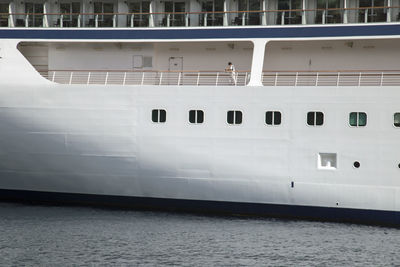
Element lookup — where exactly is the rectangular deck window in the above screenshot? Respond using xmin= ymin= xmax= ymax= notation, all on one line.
xmin=227 ymin=110 xmax=242 ymax=125
xmin=189 ymin=110 xmax=204 ymax=124
xmin=152 ymin=109 xmax=166 ymax=123
xmin=307 ymin=111 xmax=324 ymax=126
xmin=0 ymin=3 xmax=9 ymax=27
xmin=349 ymin=112 xmax=367 ymax=127
xmin=265 ymin=111 xmax=282 ymax=125
xmin=394 ymin=113 xmax=400 ymax=127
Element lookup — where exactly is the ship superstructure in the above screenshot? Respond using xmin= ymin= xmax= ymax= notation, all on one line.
xmin=0 ymin=0 xmax=400 ymax=226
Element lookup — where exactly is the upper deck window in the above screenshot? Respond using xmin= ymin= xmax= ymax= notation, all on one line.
xmin=25 ymin=3 xmax=44 ymax=27
xmin=349 ymin=112 xmax=367 ymax=127
xmin=202 ymin=0 xmax=224 ymax=26
xmin=316 ymin=0 xmax=342 ymax=24
xmin=164 ymin=1 xmax=185 ymax=26
xmin=277 ymin=0 xmax=302 ymax=25
xmin=94 ymin=2 xmax=114 ymax=26
xmin=238 ymin=0 xmax=260 ymax=25
xmin=307 ymin=111 xmax=324 ymax=126
xmin=359 ymin=0 xmax=386 ymax=23
xmin=128 ymin=1 xmax=150 ymax=27
xmin=60 ymin=2 xmax=80 ymax=26
xmin=0 ymin=3 xmax=9 ymax=27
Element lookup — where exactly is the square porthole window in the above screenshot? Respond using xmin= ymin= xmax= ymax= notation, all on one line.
xmin=394 ymin=113 xmax=400 ymax=127
xmin=189 ymin=110 xmax=204 ymax=124
xmin=152 ymin=109 xmax=166 ymax=123
xmin=318 ymin=153 xmax=337 ymax=170
xmin=265 ymin=111 xmax=282 ymax=125
xmin=227 ymin=110 xmax=242 ymax=125
xmin=349 ymin=112 xmax=367 ymax=127
xmin=307 ymin=111 xmax=324 ymax=126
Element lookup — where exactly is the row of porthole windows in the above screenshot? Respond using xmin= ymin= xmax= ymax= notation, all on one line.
xmin=152 ymin=109 xmax=400 ymax=127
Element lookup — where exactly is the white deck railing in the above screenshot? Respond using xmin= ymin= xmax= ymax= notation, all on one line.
xmin=41 ymin=70 xmax=400 ymax=87
xmin=262 ymin=71 xmax=400 ymax=86
xmin=44 ymin=70 xmax=250 ymax=86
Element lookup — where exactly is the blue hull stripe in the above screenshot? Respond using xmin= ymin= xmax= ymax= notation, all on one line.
xmin=0 ymin=189 xmax=399 ymax=227
xmin=1 ymin=24 xmax=400 ymax=40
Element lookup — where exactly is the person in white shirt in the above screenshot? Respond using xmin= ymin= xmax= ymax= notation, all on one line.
xmin=225 ymin=62 xmax=237 ymax=85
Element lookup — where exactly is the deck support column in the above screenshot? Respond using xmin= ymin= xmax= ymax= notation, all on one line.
xmin=387 ymin=0 xmax=392 ymax=22
xmin=261 ymin=0 xmax=267 ymax=26
xmin=248 ymin=39 xmax=268 ymax=86
xmin=223 ymin=0 xmax=228 ymax=26
xmin=149 ymin=0 xmax=155 ymax=27
xmin=343 ymin=0 xmax=348 ymax=23
xmin=301 ymin=0 xmax=306 ymax=25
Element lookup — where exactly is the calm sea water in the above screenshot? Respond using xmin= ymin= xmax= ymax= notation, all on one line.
xmin=0 ymin=202 xmax=399 ymax=266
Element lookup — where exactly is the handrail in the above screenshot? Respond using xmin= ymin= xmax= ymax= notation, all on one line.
xmin=39 ymin=70 xmax=400 ymax=87
xmin=1 ymin=5 xmax=398 ymax=17
xmin=45 ymin=69 xmax=250 ymax=73
xmin=44 ymin=70 xmax=250 ymax=86
xmin=262 ymin=70 xmax=400 ymax=86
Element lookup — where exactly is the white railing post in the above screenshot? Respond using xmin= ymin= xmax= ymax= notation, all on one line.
xmin=316 ymin=72 xmax=319 ymax=86
xmin=245 ymin=72 xmax=248 ymax=85
xmin=216 ymin=72 xmax=219 ymax=86
xmin=123 ymin=72 xmax=127 ymax=86
xmin=274 ymin=72 xmax=278 ymax=86
xmin=178 ymin=72 xmax=181 ymax=85
xmin=281 ymin=11 xmax=285 ymax=25
xmin=380 ymin=72 xmax=383 ymax=86
xmin=105 ymin=72 xmax=109 ymax=85
xmin=69 ymin=72 xmax=73 ymax=85
xmin=295 ymin=72 xmax=299 ymax=86
xmin=159 ymin=72 xmax=163 ymax=85
xmin=77 ymin=14 xmax=81 ymax=27
xmin=322 ymin=10 xmax=326 ymax=24
xmin=204 ymin=13 xmax=207 ymax=26
xmin=242 ymin=12 xmax=246 ymax=26
xmin=196 ymin=72 xmax=200 ymax=86
xmin=51 ymin=71 xmax=55 ymax=82
xmin=113 ymin=14 xmax=116 ymax=27
xmin=25 ymin=14 xmax=29 ymax=27
xmin=358 ymin=72 xmax=361 ymax=86
xmin=364 ymin=9 xmax=368 ymax=23
xmin=336 ymin=72 xmax=340 ymax=86
xmin=87 ymin=72 xmax=91 ymax=85
xmin=141 ymin=72 xmax=145 ymax=85
xmin=130 ymin=14 xmax=134 ymax=27
xmin=95 ymin=14 xmax=99 ymax=27
xmin=167 ymin=14 xmax=170 ymax=27
xmin=185 ymin=13 xmax=188 ymax=27
xmin=60 ymin=14 xmax=63 ymax=28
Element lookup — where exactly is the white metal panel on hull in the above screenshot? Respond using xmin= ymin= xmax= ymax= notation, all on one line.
xmin=0 ymin=80 xmax=398 ymax=212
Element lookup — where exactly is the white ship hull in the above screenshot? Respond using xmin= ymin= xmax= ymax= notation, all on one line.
xmin=1 ymin=27 xmax=400 ymax=225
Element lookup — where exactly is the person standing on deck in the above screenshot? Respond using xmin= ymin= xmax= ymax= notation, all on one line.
xmin=225 ymin=62 xmax=237 ymax=85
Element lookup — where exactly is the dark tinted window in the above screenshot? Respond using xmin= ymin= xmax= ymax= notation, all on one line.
xmin=227 ymin=110 xmax=242 ymax=125
xmin=307 ymin=111 xmax=324 ymax=126
xmin=394 ymin=113 xmax=400 ymax=127
xmin=152 ymin=109 xmax=166 ymax=123
xmin=349 ymin=112 xmax=367 ymax=127
xmin=266 ymin=111 xmax=282 ymax=125
xmin=189 ymin=110 xmax=204 ymax=124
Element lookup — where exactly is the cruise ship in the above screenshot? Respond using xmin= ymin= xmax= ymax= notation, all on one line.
xmin=0 ymin=0 xmax=400 ymax=226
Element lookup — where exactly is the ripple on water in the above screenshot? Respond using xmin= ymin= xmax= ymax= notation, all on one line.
xmin=0 ymin=203 xmax=399 ymax=266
